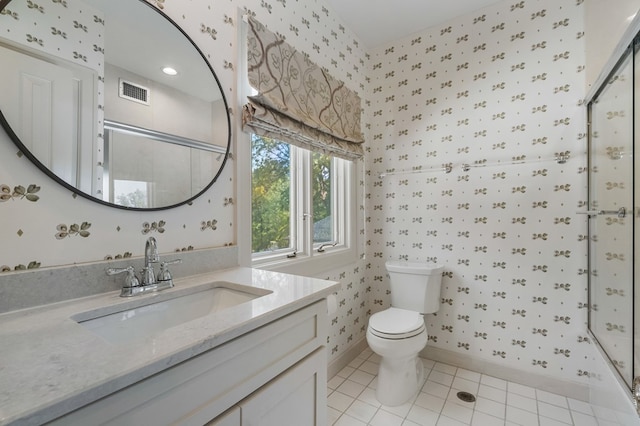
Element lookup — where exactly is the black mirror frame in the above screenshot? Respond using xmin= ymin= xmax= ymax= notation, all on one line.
xmin=0 ymin=0 xmax=231 ymax=211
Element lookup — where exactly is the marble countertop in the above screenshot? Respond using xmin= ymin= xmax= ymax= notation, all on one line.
xmin=0 ymin=267 xmax=340 ymax=426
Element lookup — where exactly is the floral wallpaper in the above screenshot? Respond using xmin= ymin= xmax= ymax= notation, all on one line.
xmin=365 ymin=0 xmax=591 ymax=384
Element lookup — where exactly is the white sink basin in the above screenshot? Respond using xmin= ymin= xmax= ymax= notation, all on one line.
xmin=73 ymin=282 xmax=271 ymax=344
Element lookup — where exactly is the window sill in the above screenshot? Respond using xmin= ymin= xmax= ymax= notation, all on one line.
xmin=252 ymin=246 xmax=358 ymax=277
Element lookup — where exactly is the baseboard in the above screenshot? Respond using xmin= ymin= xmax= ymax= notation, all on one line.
xmin=327 ymin=337 xmax=368 ymax=379
xmin=420 ymin=346 xmax=590 ymax=402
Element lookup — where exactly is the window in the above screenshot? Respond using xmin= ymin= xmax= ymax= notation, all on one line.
xmin=251 ymin=134 xmax=355 ymax=266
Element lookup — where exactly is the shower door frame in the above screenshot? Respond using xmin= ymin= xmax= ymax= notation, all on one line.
xmin=585 ymin=15 xmax=640 ymax=409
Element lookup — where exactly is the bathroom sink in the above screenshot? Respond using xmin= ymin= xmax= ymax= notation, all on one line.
xmin=72 ymin=282 xmax=271 ymax=344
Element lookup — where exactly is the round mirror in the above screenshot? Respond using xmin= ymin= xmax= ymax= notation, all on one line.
xmin=0 ymin=0 xmax=230 ymax=210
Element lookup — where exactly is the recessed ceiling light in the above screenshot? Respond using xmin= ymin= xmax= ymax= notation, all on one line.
xmin=162 ymin=67 xmax=178 ymax=76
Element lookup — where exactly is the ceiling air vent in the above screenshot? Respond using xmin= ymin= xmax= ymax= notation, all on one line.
xmin=119 ymin=79 xmax=150 ymax=105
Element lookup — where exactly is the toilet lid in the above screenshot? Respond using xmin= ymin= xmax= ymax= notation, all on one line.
xmin=369 ymin=307 xmax=425 ymax=335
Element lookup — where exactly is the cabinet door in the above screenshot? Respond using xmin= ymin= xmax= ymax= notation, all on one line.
xmin=240 ymin=348 xmax=327 ymax=426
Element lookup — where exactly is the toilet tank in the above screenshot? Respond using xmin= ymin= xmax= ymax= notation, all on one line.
xmin=385 ymin=261 xmax=444 ymax=314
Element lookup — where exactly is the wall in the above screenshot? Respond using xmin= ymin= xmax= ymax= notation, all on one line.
xmin=584 ymin=0 xmax=640 ymax=92
xmin=365 ymin=0 xmax=591 ymax=389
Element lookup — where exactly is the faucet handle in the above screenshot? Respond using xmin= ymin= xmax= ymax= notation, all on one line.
xmin=157 ymin=259 xmax=182 ymax=283
xmin=106 ymin=266 xmax=141 ymax=288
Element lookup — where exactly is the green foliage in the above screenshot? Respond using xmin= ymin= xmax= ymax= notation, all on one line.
xmin=311 ymin=152 xmax=332 ymax=243
xmin=251 ymin=135 xmax=334 ymax=252
xmin=251 ymin=135 xmax=291 ymax=253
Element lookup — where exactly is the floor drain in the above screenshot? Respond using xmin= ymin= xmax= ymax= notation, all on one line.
xmin=456 ymin=391 xmax=476 ymax=403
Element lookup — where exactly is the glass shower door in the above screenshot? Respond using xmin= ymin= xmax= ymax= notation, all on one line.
xmin=588 ymin=47 xmax=634 ymax=388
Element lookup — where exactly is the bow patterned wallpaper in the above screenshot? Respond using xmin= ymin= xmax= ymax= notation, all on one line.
xmin=0 ymin=0 xmax=611 ymax=389
xmin=365 ymin=0 xmax=592 ymax=382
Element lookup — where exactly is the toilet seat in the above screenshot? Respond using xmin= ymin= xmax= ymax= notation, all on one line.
xmin=368 ymin=307 xmax=426 ymax=339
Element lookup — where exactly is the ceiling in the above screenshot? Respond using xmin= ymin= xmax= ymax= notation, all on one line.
xmin=324 ymin=0 xmax=505 ymax=48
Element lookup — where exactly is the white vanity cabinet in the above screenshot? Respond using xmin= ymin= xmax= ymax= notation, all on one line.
xmin=237 ymin=348 xmax=326 ymax=425
xmin=48 ymin=300 xmax=328 ymax=426
xmin=207 ymin=348 xmax=326 ymax=426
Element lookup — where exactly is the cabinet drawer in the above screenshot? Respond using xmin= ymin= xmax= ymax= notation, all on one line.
xmin=49 ymin=300 xmax=327 ymax=426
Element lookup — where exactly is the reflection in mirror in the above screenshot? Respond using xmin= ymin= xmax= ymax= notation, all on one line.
xmin=0 ymin=0 xmax=230 ymax=210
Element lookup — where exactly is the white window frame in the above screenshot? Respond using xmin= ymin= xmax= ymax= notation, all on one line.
xmin=248 ymin=141 xmax=358 ymax=276
xmin=236 ymin=13 xmax=359 ymax=276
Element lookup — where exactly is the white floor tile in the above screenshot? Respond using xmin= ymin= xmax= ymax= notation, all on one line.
xmin=367 ymin=353 xmax=381 ymax=363
xmin=536 ymin=390 xmax=568 ymax=409
xmin=327 ymin=349 xmax=617 ymax=426
xmin=328 ymin=406 xmax=342 ymax=425
xmin=433 ymin=362 xmax=458 ymax=375
xmin=507 ymin=382 xmax=536 ymax=399
xmin=381 ymin=400 xmax=415 ymax=418
xmin=369 ymin=409 xmax=404 ymax=426
xmin=348 ymin=357 xmax=366 ymax=369
xmin=436 ymin=415 xmax=468 ymax=426
xmin=591 ymin=404 xmax=621 ymax=421
xmin=506 ymin=405 xmax=539 ymax=426
xmin=471 ymin=411 xmax=504 ymax=426
xmin=414 ymin=391 xmax=446 ymax=413
xmin=328 ymin=391 xmax=355 ymax=412
xmin=480 ymin=374 xmax=507 ymax=391
xmin=456 ymin=368 xmax=481 ymax=383
xmin=429 ymin=370 xmax=455 ymax=387
xmin=478 ymin=384 xmax=506 ymax=403
xmin=337 ymin=379 xmax=366 ymax=398
xmin=422 ymin=358 xmax=436 ymax=369
xmin=474 ymin=396 xmax=505 ymax=419
xmin=344 ymin=400 xmax=378 ymax=423
xmin=537 ymin=401 xmax=572 ymax=424
xmin=349 ymin=369 xmax=375 ymax=386
xmin=441 ymin=400 xmax=473 ymax=424
xmin=569 ymin=411 xmax=598 ymax=426
xmin=405 ymin=404 xmax=440 ymax=426
xmin=539 ymin=416 xmax=571 ymax=426
xmin=451 ymin=377 xmax=480 ymax=394
xmin=423 ymin=380 xmax=451 ymax=399
xmin=567 ymin=398 xmax=594 ymax=416
xmin=333 ymin=413 xmax=367 ymax=426
xmin=337 ymin=365 xmax=356 ymax=378
xmin=359 ymin=360 xmax=380 ymax=375
xmin=507 ymin=392 xmax=537 ymax=414
xmin=356 ymin=387 xmax=382 ymax=408
xmin=328 ymin=374 xmax=346 ymax=390
xmin=368 ymin=376 xmax=378 ymax=390
xmin=597 ymin=420 xmax=623 ymax=426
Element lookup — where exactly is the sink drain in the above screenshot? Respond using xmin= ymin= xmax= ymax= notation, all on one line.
xmin=456 ymin=391 xmax=476 ymax=403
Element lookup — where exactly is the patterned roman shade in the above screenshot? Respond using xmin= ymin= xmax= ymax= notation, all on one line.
xmin=242 ymin=17 xmax=364 ymax=160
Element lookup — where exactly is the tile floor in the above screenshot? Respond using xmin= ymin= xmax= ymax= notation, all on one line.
xmin=327 ymin=348 xmax=626 ymax=426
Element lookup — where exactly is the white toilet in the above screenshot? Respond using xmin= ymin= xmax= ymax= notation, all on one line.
xmin=366 ymin=260 xmax=443 ymax=406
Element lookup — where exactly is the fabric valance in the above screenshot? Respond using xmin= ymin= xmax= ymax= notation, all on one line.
xmin=242 ymin=17 xmax=364 ymax=161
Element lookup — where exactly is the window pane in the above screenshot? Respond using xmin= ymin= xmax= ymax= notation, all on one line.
xmin=251 ymin=135 xmax=291 ymax=253
xmin=312 ymin=152 xmax=333 ymax=244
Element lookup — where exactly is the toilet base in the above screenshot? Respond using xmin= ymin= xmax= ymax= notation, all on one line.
xmin=375 ymin=354 xmax=424 ymax=406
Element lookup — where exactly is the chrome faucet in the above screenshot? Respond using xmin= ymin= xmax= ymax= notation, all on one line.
xmin=106 ymin=237 xmax=181 ymax=297
xmin=141 ymin=236 xmax=160 ymax=285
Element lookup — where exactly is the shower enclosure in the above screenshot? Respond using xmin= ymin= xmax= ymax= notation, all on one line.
xmin=587 ymin=35 xmax=638 ymax=407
